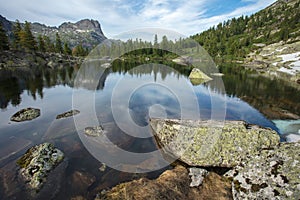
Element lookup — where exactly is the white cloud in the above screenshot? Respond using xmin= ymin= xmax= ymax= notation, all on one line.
xmin=0 ymin=0 xmax=277 ymax=38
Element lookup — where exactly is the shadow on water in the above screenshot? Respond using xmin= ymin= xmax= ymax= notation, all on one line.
xmin=219 ymin=64 xmax=300 ymax=119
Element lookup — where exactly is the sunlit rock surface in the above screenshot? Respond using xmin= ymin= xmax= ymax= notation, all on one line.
xmin=188 ymin=68 xmax=212 ymax=85
xmin=150 ymin=118 xmax=280 ymax=167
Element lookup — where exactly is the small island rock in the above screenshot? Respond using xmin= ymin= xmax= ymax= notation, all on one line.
xmin=84 ymin=126 xmax=104 ymax=137
xmin=188 ymin=68 xmax=212 ymax=85
xmin=56 ymin=109 xmax=80 ymax=119
xmin=10 ymin=107 xmax=40 ymax=122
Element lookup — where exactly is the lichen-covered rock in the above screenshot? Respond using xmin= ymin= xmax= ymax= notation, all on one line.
xmin=56 ymin=109 xmax=80 ymax=119
xmin=17 ymin=143 xmax=64 ymax=191
xmin=84 ymin=126 xmax=104 ymax=137
xmin=188 ymin=68 xmax=212 ymax=85
xmin=10 ymin=107 xmax=40 ymax=122
xmin=150 ymin=119 xmax=280 ymax=167
xmin=225 ymin=142 xmax=300 ymax=199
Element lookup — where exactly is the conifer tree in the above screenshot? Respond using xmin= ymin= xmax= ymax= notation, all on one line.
xmin=72 ymin=43 xmax=87 ymax=57
xmin=63 ymin=42 xmax=72 ymax=55
xmin=55 ymin=33 xmax=63 ymax=53
xmin=37 ymin=35 xmax=46 ymax=52
xmin=0 ymin=22 xmax=9 ymax=51
xmin=20 ymin=21 xmax=36 ymax=51
xmin=12 ymin=20 xmax=22 ymax=49
xmin=44 ymin=36 xmax=55 ymax=52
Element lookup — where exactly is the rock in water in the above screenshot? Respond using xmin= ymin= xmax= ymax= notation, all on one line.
xmin=56 ymin=109 xmax=80 ymax=119
xmin=10 ymin=108 xmax=40 ymax=122
xmin=225 ymin=142 xmax=300 ymax=199
xmin=84 ymin=126 xmax=104 ymax=137
xmin=150 ymin=119 xmax=280 ymax=167
xmin=188 ymin=68 xmax=212 ymax=85
xmin=17 ymin=143 xmax=64 ymax=192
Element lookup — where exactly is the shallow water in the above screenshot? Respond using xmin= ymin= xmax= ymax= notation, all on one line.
xmin=0 ymin=61 xmax=298 ymax=199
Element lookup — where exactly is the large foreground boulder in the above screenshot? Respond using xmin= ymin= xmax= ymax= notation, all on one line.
xmin=225 ymin=142 xmax=300 ymax=199
xmin=150 ymin=119 xmax=280 ymax=167
xmin=17 ymin=143 xmax=64 ymax=192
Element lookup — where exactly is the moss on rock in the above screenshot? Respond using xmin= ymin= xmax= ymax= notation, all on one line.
xmin=150 ymin=119 xmax=280 ymax=167
xmin=17 ymin=143 xmax=64 ymax=192
xmin=10 ymin=107 xmax=40 ymax=122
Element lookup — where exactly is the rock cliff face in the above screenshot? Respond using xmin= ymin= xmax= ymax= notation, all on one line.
xmin=0 ymin=15 xmax=107 ymax=49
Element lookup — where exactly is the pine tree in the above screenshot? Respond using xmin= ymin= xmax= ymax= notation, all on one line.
xmin=72 ymin=44 xmax=87 ymax=57
xmin=44 ymin=36 xmax=55 ymax=52
xmin=55 ymin=33 xmax=63 ymax=53
xmin=12 ymin=20 xmax=22 ymax=49
xmin=63 ymin=42 xmax=72 ymax=55
xmin=0 ymin=22 xmax=9 ymax=51
xmin=20 ymin=21 xmax=36 ymax=51
xmin=37 ymin=35 xmax=46 ymax=52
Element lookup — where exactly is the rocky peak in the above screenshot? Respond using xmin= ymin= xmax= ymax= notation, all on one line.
xmin=59 ymin=19 xmax=104 ymax=35
xmin=0 ymin=15 xmax=12 ymax=33
xmin=0 ymin=14 xmax=107 ymax=48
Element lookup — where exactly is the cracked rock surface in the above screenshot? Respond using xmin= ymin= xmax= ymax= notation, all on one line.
xmin=225 ymin=142 xmax=300 ymax=199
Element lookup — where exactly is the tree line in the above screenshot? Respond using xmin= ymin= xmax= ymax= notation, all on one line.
xmin=0 ymin=20 xmax=88 ymax=56
xmin=191 ymin=0 xmax=300 ymax=60
xmin=92 ymin=34 xmax=200 ymax=60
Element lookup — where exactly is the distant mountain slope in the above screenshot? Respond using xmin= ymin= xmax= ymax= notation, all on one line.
xmin=0 ymin=15 xmax=106 ymax=48
xmin=192 ymin=0 xmax=300 ymax=60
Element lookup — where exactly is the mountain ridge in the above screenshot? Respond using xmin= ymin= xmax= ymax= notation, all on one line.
xmin=191 ymin=0 xmax=300 ymax=84
xmin=0 ymin=15 xmax=106 ymax=48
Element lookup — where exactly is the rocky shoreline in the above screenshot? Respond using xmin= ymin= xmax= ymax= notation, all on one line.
xmin=0 ymin=50 xmax=82 ymax=69
xmin=243 ymin=40 xmax=300 ymax=88
xmin=98 ymin=119 xmax=300 ymax=200
xmin=2 ymin=109 xmax=300 ymax=199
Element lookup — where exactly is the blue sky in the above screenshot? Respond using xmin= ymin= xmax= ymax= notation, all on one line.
xmin=0 ymin=0 xmax=276 ymax=37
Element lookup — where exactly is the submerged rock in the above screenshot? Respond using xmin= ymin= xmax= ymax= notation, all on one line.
xmin=84 ymin=126 xmax=104 ymax=137
xmin=10 ymin=108 xmax=40 ymax=122
xmin=0 ymin=136 xmax=32 ymax=163
xmin=56 ymin=109 xmax=80 ymax=119
xmin=188 ymin=68 xmax=212 ymax=85
xmin=17 ymin=143 xmax=64 ymax=192
xmin=225 ymin=142 xmax=300 ymax=199
xmin=150 ymin=119 xmax=280 ymax=167
xmin=71 ymin=171 xmax=96 ymax=194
